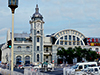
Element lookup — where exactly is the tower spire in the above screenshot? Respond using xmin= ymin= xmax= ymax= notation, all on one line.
xmin=35 ymin=4 xmax=39 ymax=13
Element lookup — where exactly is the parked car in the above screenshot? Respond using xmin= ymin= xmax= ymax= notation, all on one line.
xmin=66 ymin=62 xmax=97 ymax=75
xmin=75 ymin=67 xmax=100 ymax=75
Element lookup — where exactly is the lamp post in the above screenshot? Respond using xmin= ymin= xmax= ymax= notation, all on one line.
xmin=8 ymin=0 xmax=18 ymax=71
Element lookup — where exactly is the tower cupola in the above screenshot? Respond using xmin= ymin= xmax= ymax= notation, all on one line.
xmin=31 ymin=4 xmax=43 ymax=20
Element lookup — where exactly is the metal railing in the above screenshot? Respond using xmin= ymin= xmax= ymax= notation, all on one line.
xmin=0 ymin=68 xmax=24 ymax=75
xmin=24 ymin=67 xmax=51 ymax=75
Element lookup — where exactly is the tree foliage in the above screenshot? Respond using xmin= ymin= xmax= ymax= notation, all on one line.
xmin=57 ymin=46 xmax=99 ymax=64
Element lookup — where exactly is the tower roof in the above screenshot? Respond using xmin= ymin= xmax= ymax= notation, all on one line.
xmin=31 ymin=4 xmax=43 ymax=20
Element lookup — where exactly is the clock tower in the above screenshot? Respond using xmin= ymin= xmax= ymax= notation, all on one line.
xmin=30 ymin=4 xmax=44 ymax=63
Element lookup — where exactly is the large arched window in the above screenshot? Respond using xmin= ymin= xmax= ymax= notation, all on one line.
xmin=25 ymin=56 xmax=30 ymax=65
xmin=16 ymin=56 xmax=21 ymax=65
xmin=54 ymin=29 xmax=85 ymax=46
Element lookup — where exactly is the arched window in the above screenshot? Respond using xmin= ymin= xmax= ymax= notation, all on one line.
xmin=17 ymin=46 xmax=21 ymax=49
xmin=96 ymin=48 xmax=99 ymax=52
xmin=26 ymin=46 xmax=30 ymax=49
xmin=37 ymin=31 xmax=39 ymax=34
xmin=25 ymin=56 xmax=30 ymax=65
xmin=16 ymin=56 xmax=21 ymax=65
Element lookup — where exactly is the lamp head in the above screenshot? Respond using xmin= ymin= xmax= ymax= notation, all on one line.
xmin=8 ymin=0 xmax=18 ymax=13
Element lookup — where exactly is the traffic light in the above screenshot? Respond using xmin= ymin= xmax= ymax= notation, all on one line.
xmin=7 ymin=40 xmax=12 ymax=48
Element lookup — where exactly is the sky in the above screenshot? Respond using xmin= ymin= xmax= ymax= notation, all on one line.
xmin=0 ymin=0 xmax=100 ymax=44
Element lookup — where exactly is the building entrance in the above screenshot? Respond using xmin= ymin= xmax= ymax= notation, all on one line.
xmin=25 ymin=56 xmax=30 ymax=65
xmin=16 ymin=56 xmax=21 ymax=65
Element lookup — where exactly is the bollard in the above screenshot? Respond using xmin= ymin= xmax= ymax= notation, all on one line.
xmin=52 ymin=67 xmax=54 ymax=71
xmin=63 ymin=67 xmax=66 ymax=75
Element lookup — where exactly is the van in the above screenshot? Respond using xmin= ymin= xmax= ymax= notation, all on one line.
xmin=66 ymin=62 xmax=97 ymax=75
xmin=75 ymin=62 xmax=97 ymax=71
xmin=75 ymin=66 xmax=100 ymax=75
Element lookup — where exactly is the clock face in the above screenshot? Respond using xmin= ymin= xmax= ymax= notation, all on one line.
xmin=36 ymin=22 xmax=41 ymax=29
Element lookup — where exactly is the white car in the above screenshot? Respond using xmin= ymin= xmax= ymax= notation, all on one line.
xmin=75 ymin=67 xmax=100 ymax=75
xmin=66 ymin=62 xmax=97 ymax=75
xmin=75 ymin=68 xmax=90 ymax=75
xmin=33 ymin=64 xmax=42 ymax=68
xmin=47 ymin=63 xmax=52 ymax=68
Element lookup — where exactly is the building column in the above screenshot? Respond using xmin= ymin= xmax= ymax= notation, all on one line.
xmin=52 ymin=45 xmax=57 ymax=64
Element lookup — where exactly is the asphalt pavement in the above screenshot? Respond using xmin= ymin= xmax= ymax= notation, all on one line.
xmin=43 ymin=68 xmax=63 ymax=75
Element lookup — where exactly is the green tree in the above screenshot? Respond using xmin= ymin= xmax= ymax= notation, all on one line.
xmin=73 ymin=46 xmax=83 ymax=62
xmin=57 ymin=46 xmax=99 ymax=64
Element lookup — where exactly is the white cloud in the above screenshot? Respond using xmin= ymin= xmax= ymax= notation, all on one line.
xmin=0 ymin=0 xmax=100 ymax=43
xmin=0 ymin=28 xmax=8 ymax=34
xmin=0 ymin=36 xmax=5 ymax=40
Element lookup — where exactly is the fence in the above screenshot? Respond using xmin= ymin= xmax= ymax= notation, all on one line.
xmin=0 ymin=67 xmax=53 ymax=75
xmin=24 ymin=67 xmax=51 ymax=75
xmin=0 ymin=68 xmax=24 ymax=75
xmin=63 ymin=67 xmax=71 ymax=75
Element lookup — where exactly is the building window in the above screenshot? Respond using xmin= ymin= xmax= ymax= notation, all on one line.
xmin=26 ymin=46 xmax=30 ymax=49
xmin=65 ymin=36 xmax=67 ymax=40
xmin=73 ymin=42 xmax=75 ymax=45
xmin=73 ymin=36 xmax=75 ymax=41
xmin=37 ymin=37 xmax=39 ymax=42
xmin=25 ymin=56 xmax=30 ymax=65
xmin=69 ymin=35 xmax=71 ymax=40
xmin=46 ymin=47 xmax=48 ymax=52
xmin=46 ymin=56 xmax=48 ymax=63
xmin=37 ymin=31 xmax=39 ymax=34
xmin=46 ymin=56 xmax=48 ymax=59
xmin=37 ymin=54 xmax=39 ymax=62
xmin=90 ymin=48 xmax=92 ymax=50
xmin=65 ymin=42 xmax=67 ymax=45
xmin=77 ymin=42 xmax=79 ymax=45
xmin=81 ymin=41 xmax=83 ymax=45
xmin=60 ymin=37 xmax=63 ymax=40
xmin=69 ymin=42 xmax=71 ymax=45
xmin=37 ymin=46 xmax=39 ymax=51
xmin=57 ymin=40 xmax=59 ymax=45
xmin=16 ymin=56 xmax=21 ymax=65
xmin=60 ymin=41 xmax=63 ymax=45
xmin=77 ymin=37 xmax=80 ymax=41
xmin=96 ymin=48 xmax=99 ymax=52
xmin=17 ymin=46 xmax=21 ymax=49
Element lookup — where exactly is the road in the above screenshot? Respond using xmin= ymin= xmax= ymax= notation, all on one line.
xmin=14 ymin=67 xmax=63 ymax=75
xmin=0 ymin=67 xmax=63 ymax=75
xmin=43 ymin=68 xmax=63 ymax=75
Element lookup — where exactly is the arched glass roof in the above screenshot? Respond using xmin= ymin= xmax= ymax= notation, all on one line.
xmin=52 ymin=29 xmax=86 ymax=46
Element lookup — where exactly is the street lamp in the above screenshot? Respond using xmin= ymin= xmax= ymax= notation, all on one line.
xmin=8 ymin=0 xmax=18 ymax=71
